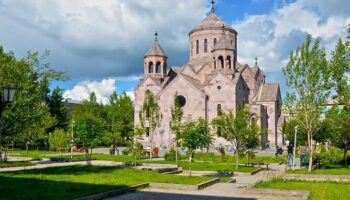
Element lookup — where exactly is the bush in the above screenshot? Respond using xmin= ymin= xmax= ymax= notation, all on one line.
xmin=164 ymin=148 xmax=180 ymax=161
xmin=218 ymin=146 xmax=225 ymax=161
xmin=132 ymin=143 xmax=143 ymax=159
xmin=122 ymin=147 xmax=132 ymax=155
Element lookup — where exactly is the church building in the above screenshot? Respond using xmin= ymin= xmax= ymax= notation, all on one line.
xmin=134 ymin=2 xmax=284 ymax=150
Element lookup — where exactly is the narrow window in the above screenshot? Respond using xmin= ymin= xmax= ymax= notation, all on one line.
xmin=217 ymin=104 xmax=222 ymax=116
xmin=156 ymin=62 xmax=161 ymax=73
xmin=191 ymin=42 xmax=193 ymax=56
xmin=196 ymin=40 xmax=199 ymax=54
xmin=146 ymin=127 xmax=150 ymax=137
xmin=227 ymin=56 xmax=231 ymax=69
xmin=218 ymin=56 xmax=224 ymax=69
xmin=214 ymin=38 xmax=217 ymax=47
xmin=148 ymin=62 xmax=154 ymax=73
xmin=204 ymin=39 xmax=208 ymax=53
xmin=213 ymin=57 xmax=216 ymax=69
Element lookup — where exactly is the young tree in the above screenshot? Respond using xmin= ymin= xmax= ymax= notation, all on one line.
xmin=48 ymin=129 xmax=70 ymax=155
xmin=170 ymin=93 xmax=184 ymax=164
xmin=73 ymin=92 xmax=105 ymax=161
xmin=212 ymin=106 xmax=259 ymax=170
xmin=139 ymin=90 xmax=160 ymax=161
xmin=181 ymin=118 xmax=213 ymax=176
xmin=283 ymin=35 xmax=330 ymax=172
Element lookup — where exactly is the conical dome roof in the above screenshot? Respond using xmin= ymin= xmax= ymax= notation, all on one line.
xmin=189 ymin=12 xmax=237 ymax=35
xmin=144 ymin=40 xmax=167 ymax=58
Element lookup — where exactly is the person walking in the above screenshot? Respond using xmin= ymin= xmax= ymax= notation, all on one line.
xmin=287 ymin=143 xmax=294 ymax=167
xmin=299 ymin=146 xmax=307 ymax=167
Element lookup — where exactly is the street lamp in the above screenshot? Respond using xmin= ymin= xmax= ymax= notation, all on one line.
xmin=70 ymin=120 xmax=75 ymax=160
xmin=292 ymin=126 xmax=298 ymax=171
xmin=0 ymin=85 xmax=16 ymax=162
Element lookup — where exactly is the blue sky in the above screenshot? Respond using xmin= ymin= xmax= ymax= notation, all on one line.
xmin=0 ymin=0 xmax=349 ymax=103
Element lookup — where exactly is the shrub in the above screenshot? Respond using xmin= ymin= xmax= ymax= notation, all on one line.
xmin=164 ymin=148 xmax=180 ymax=161
xmin=122 ymin=147 xmax=132 ymax=155
xmin=132 ymin=143 xmax=143 ymax=159
xmin=218 ymin=146 xmax=225 ymax=161
xmin=152 ymin=147 xmax=159 ymax=157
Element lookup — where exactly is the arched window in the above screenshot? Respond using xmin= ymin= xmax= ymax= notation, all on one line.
xmin=156 ymin=62 xmax=161 ymax=73
xmin=148 ymin=62 xmax=154 ymax=73
xmin=214 ymin=38 xmax=217 ymax=47
xmin=217 ymin=104 xmax=222 ymax=116
xmin=227 ymin=56 xmax=231 ymax=69
xmin=213 ymin=57 xmax=216 ymax=69
xmin=204 ymin=39 xmax=208 ymax=53
xmin=218 ymin=56 xmax=224 ymax=69
xmin=196 ymin=40 xmax=199 ymax=54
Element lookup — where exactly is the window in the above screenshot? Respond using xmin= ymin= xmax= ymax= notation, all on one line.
xmin=217 ymin=104 xmax=222 ymax=116
xmin=214 ymin=38 xmax=217 ymax=47
xmin=191 ymin=42 xmax=193 ymax=56
xmin=227 ymin=56 xmax=231 ymax=69
xmin=175 ymin=95 xmax=186 ymax=107
xmin=218 ymin=56 xmax=224 ymax=69
xmin=146 ymin=127 xmax=150 ymax=137
xmin=148 ymin=62 xmax=154 ymax=73
xmin=213 ymin=57 xmax=216 ymax=69
xmin=196 ymin=40 xmax=199 ymax=54
xmin=156 ymin=62 xmax=161 ymax=73
xmin=204 ymin=39 xmax=208 ymax=53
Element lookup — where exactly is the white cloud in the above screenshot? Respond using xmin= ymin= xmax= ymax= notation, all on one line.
xmin=234 ymin=0 xmax=350 ymax=75
xmin=63 ymin=78 xmax=116 ymax=104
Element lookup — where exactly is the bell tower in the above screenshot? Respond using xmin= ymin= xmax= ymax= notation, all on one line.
xmin=144 ymin=32 xmax=167 ymax=79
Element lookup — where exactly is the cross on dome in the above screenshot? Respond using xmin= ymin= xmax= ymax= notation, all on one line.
xmin=154 ymin=31 xmax=158 ymax=41
xmin=210 ymin=0 xmax=215 ymax=13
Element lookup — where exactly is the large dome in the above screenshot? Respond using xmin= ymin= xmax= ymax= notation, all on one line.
xmin=189 ymin=12 xmax=237 ymax=36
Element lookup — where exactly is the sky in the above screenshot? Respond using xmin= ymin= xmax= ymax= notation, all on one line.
xmin=1 ymin=0 xmax=349 ymax=104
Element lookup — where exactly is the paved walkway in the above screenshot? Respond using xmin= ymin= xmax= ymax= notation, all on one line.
xmin=0 ymin=160 xmax=122 ymax=172
xmin=107 ymin=164 xmax=307 ymax=200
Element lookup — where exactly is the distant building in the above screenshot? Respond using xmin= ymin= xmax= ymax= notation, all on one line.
xmin=134 ymin=3 xmax=284 ymax=149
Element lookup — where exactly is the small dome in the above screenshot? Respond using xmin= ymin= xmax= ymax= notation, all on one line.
xmin=144 ymin=40 xmax=167 ymax=58
xmin=189 ymin=12 xmax=237 ymax=35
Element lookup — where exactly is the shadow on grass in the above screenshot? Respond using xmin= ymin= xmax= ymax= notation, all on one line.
xmin=0 ymin=175 xmax=127 ymax=200
xmin=117 ymin=191 xmax=256 ymax=200
xmin=3 ymin=165 xmax=120 ymax=176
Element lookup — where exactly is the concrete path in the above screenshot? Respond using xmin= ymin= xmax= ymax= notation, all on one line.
xmin=107 ymin=164 xmax=307 ymax=200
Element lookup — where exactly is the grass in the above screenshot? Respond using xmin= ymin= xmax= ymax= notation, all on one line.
xmin=0 ymin=161 xmax=34 ymax=168
xmin=191 ymin=152 xmax=286 ymax=164
xmin=50 ymin=153 xmax=139 ymax=162
xmin=8 ymin=149 xmax=54 ymax=159
xmin=256 ymin=178 xmax=350 ymax=200
xmin=0 ymin=165 xmax=213 ymax=200
xmin=288 ymin=165 xmax=350 ymax=175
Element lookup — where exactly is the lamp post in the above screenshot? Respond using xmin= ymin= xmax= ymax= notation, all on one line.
xmin=0 ymin=86 xmax=16 ymax=162
xmin=292 ymin=126 xmax=298 ymax=171
xmin=70 ymin=119 xmax=75 ymax=160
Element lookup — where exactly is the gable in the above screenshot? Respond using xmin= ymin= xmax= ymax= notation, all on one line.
xmin=159 ymin=74 xmax=204 ymax=98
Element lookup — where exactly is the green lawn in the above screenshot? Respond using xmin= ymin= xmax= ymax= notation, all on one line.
xmin=256 ymin=178 xmax=350 ymax=200
xmin=191 ymin=152 xmax=286 ymax=164
xmin=0 ymin=165 xmax=212 ymax=200
xmin=0 ymin=161 xmax=34 ymax=168
xmin=8 ymin=149 xmax=54 ymax=159
xmin=288 ymin=165 xmax=350 ymax=175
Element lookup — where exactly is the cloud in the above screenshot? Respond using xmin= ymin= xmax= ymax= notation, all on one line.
xmin=233 ymin=0 xmax=350 ymax=95
xmin=63 ymin=78 xmax=116 ymax=104
xmin=0 ymin=0 xmax=208 ymax=79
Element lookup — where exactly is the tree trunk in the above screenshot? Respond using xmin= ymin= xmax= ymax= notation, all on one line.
xmin=150 ymin=130 xmax=154 ymax=162
xmin=189 ymin=149 xmax=192 ymax=176
xmin=26 ymin=142 xmax=29 ymax=155
xmin=344 ymin=147 xmax=348 ymax=165
xmin=176 ymin=146 xmax=178 ymax=166
xmin=236 ymin=148 xmax=239 ymax=170
xmin=90 ymin=148 xmax=93 ymax=160
xmin=4 ymin=146 xmax=8 ymax=162
xmin=308 ymin=133 xmax=313 ymax=172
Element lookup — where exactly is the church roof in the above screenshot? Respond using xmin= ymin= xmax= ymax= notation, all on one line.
xmin=254 ymin=83 xmax=280 ymax=102
xmin=144 ymin=40 xmax=167 ymax=58
xmin=189 ymin=12 xmax=237 ymax=35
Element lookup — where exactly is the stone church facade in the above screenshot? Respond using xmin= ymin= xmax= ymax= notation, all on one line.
xmin=134 ymin=4 xmax=284 ymax=150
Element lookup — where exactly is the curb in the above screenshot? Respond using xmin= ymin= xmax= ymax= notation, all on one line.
xmin=250 ymin=168 xmax=264 ymax=175
xmin=74 ymin=183 xmax=149 ymax=200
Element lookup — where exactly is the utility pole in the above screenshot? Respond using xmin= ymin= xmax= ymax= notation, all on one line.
xmin=293 ymin=126 xmax=298 ymax=171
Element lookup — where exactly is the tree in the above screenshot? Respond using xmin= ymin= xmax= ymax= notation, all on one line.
xmin=73 ymin=92 xmax=105 ymax=161
xmin=102 ymin=131 xmax=123 ymax=155
xmin=139 ymin=90 xmax=160 ymax=161
xmin=283 ymin=35 xmax=330 ymax=172
xmin=212 ymin=106 xmax=259 ymax=169
xmin=0 ymin=47 xmax=65 ymax=161
xmin=181 ymin=118 xmax=213 ymax=176
xmin=48 ymin=129 xmax=70 ymax=155
xmin=170 ymin=93 xmax=184 ymax=164
xmin=47 ymin=87 xmax=69 ymax=132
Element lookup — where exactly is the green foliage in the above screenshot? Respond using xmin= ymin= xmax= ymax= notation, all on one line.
xmin=47 ymin=87 xmax=69 ymax=132
xmin=139 ymin=90 xmax=160 ymax=161
xmin=48 ymin=129 xmax=70 ymax=153
xmin=218 ymin=146 xmax=225 ymax=161
xmin=132 ymin=142 xmax=144 ymax=160
xmin=181 ymin=118 xmax=213 ymax=152
xmin=164 ymin=148 xmax=180 ymax=161
xmin=319 ymin=147 xmax=344 ymax=164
